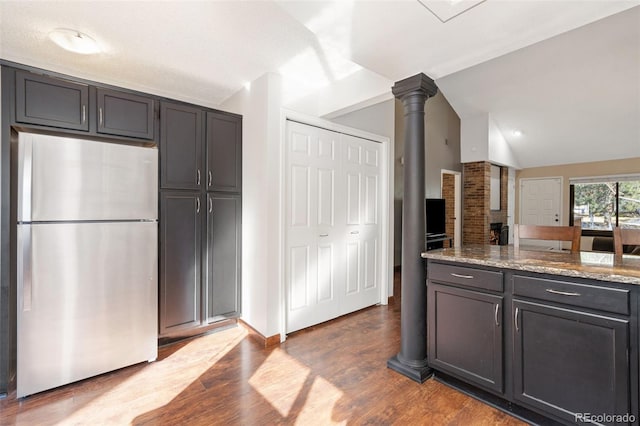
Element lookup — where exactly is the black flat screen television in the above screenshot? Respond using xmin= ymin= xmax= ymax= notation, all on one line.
xmin=426 ymin=198 xmax=446 ymax=236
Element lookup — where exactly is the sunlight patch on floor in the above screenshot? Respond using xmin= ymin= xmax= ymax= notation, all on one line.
xmin=249 ymin=348 xmax=345 ymax=424
xmin=249 ymin=348 xmax=310 ymax=417
xmin=294 ymin=376 xmax=347 ymax=425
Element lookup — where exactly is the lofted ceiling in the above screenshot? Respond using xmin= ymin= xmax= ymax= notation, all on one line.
xmin=0 ymin=0 xmax=639 ymax=169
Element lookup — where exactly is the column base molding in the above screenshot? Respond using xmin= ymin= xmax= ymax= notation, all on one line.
xmin=387 ymin=354 xmax=433 ymax=384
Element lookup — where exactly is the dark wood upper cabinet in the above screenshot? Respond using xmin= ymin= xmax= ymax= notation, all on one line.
xmin=160 ymin=102 xmax=203 ymax=190
xmin=97 ymin=88 xmax=154 ymax=140
xmin=206 ymin=111 xmax=241 ymax=193
xmin=15 ymin=70 xmax=89 ymax=131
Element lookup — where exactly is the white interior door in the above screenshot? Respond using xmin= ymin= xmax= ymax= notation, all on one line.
xmin=285 ymin=121 xmax=382 ymax=333
xmin=340 ymin=134 xmax=381 ymax=316
xmin=519 ymin=177 xmax=562 ymax=249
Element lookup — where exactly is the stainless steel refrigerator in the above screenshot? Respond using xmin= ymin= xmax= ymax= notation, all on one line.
xmin=16 ymin=132 xmax=158 ymax=398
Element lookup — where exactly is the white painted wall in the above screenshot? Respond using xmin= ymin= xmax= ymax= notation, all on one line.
xmin=221 ymin=72 xmax=284 ymax=339
xmin=284 ymin=68 xmax=393 ymax=118
xmin=460 ymin=113 xmax=489 ymax=164
xmin=461 ymin=113 xmax=520 ymax=168
xmin=488 ymin=116 xmax=520 ymax=168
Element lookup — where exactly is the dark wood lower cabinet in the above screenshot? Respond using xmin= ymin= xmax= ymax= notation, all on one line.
xmin=427 ymin=260 xmax=638 ymax=426
xmin=428 ymin=283 xmax=503 ymax=394
xmin=206 ymin=193 xmax=241 ymax=322
xmin=160 ymin=191 xmax=241 ymax=337
xmin=513 ymin=300 xmax=631 ymax=425
xmin=159 ymin=192 xmax=203 ymax=335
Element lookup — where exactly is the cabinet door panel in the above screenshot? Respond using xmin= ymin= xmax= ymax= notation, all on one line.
xmin=206 ymin=112 xmax=241 ymax=192
xmin=513 ymin=300 xmax=630 ymax=425
xmin=206 ymin=193 xmax=241 ymax=321
xmin=97 ymin=88 xmax=154 ymax=139
xmin=160 ymin=192 xmax=203 ymax=335
xmin=16 ymin=70 xmax=89 ymax=131
xmin=428 ymin=283 xmax=503 ymax=393
xmin=160 ymin=102 xmax=203 ymax=190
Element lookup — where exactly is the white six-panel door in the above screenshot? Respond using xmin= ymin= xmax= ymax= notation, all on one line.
xmin=519 ymin=177 xmax=562 ymax=249
xmin=286 ymin=121 xmax=381 ymax=333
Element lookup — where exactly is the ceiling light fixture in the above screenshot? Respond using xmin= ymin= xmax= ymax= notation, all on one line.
xmin=48 ymin=28 xmax=101 ymax=54
xmin=512 ymin=130 xmax=523 ymax=137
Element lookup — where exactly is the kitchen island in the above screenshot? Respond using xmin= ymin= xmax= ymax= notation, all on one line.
xmin=423 ymin=245 xmax=639 ymax=425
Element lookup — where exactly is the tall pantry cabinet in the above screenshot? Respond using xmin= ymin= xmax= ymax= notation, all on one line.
xmin=159 ymin=101 xmax=242 ymax=337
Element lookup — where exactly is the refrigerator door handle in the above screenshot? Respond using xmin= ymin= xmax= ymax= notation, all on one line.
xmin=17 ymin=136 xmax=33 ymax=221
xmin=17 ymin=226 xmax=33 ymax=311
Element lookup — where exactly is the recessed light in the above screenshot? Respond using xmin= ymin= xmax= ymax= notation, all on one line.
xmin=512 ymin=130 xmax=523 ymax=137
xmin=48 ymin=28 xmax=101 ymax=55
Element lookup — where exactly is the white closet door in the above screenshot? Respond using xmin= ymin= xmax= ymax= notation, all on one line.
xmin=340 ymin=134 xmax=381 ymax=315
xmin=285 ymin=121 xmax=382 ymax=333
xmin=286 ymin=121 xmax=343 ymax=333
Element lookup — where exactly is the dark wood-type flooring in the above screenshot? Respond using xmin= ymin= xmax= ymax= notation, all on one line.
xmin=0 ymin=273 xmax=524 ymax=425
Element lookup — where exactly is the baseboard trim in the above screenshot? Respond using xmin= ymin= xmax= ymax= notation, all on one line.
xmin=388 ymin=296 xmax=396 ymax=305
xmin=238 ymin=319 xmax=280 ymax=348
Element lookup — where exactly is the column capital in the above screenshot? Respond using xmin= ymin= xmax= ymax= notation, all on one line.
xmin=391 ymin=73 xmax=438 ymax=101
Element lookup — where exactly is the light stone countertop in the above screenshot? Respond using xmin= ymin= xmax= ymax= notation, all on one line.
xmin=421 ymin=245 xmax=640 ymax=285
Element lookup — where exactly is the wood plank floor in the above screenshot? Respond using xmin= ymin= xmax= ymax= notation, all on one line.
xmin=0 ymin=280 xmax=525 ymax=425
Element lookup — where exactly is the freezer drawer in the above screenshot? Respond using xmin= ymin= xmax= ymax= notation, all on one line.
xmin=17 ymin=132 xmax=158 ymax=222
xmin=17 ymin=222 xmax=158 ymax=397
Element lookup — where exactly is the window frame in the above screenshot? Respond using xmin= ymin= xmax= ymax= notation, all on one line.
xmin=570 ymin=177 xmax=640 ymax=236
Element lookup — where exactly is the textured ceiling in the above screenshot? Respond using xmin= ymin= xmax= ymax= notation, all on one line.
xmin=0 ymin=0 xmax=639 ymax=168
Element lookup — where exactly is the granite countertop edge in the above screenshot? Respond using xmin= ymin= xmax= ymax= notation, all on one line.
xmin=422 ymin=246 xmax=640 ymax=286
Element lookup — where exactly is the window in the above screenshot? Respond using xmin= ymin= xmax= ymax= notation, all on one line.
xmin=570 ymin=177 xmax=640 ymax=235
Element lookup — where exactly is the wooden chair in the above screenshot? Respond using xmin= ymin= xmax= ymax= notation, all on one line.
xmin=513 ymin=224 xmax=581 ymax=253
xmin=613 ymin=227 xmax=640 ymax=256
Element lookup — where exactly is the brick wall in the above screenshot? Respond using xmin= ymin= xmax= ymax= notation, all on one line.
xmin=463 ymin=162 xmax=509 ymax=245
xmin=442 ymin=173 xmax=455 ymax=247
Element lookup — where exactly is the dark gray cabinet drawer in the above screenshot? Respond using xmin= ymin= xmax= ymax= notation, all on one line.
xmin=428 ymin=263 xmax=503 ymax=292
xmin=15 ymin=70 xmax=89 ymax=131
xmin=513 ymin=275 xmax=629 ymax=315
xmin=97 ymin=88 xmax=154 ymax=139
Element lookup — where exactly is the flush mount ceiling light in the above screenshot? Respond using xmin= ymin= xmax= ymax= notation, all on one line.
xmin=512 ymin=130 xmax=523 ymax=137
xmin=48 ymin=28 xmax=101 ymax=54
xmin=417 ymin=0 xmax=487 ymax=23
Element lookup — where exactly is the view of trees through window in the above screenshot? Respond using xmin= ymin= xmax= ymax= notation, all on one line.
xmin=573 ymin=180 xmax=640 ymax=231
